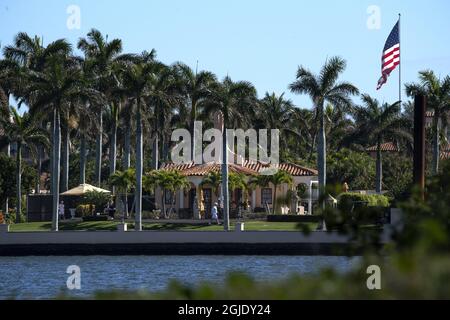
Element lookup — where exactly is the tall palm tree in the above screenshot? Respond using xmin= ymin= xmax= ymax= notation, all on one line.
xmin=27 ymin=54 xmax=97 ymax=231
xmin=204 ymin=76 xmax=257 ymax=230
xmin=146 ymin=63 xmax=179 ymax=169
xmin=0 ymin=107 xmax=48 ymax=222
xmin=120 ymin=54 xmax=165 ymax=231
xmin=77 ymin=29 xmax=130 ymax=186
xmin=405 ymin=71 xmax=450 ymax=174
xmin=289 ymin=57 xmax=359 ymax=201
xmin=3 ymin=33 xmax=72 ymax=194
xmin=77 ymin=101 xmax=96 ymax=184
xmin=351 ymin=95 xmax=411 ymax=193
xmin=173 ymin=62 xmax=217 ymax=159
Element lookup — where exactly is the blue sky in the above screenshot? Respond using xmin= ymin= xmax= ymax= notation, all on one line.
xmin=1 ymin=0 xmax=449 ymax=110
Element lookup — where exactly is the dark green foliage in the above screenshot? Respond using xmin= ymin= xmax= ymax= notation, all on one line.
xmin=0 ymin=154 xmax=37 ymax=207
xmin=327 ymin=148 xmax=375 ymax=190
xmin=82 ymin=190 xmax=111 ymax=213
xmin=337 ymin=193 xmax=390 ymax=209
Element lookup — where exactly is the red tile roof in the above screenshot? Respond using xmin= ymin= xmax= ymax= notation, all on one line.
xmin=160 ymin=161 xmax=318 ymax=177
xmin=366 ymin=142 xmax=399 ymax=152
xmin=243 ymin=160 xmax=318 ymax=176
xmin=160 ymin=162 xmax=258 ymax=176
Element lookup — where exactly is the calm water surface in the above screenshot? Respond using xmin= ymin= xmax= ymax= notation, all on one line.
xmin=0 ymin=255 xmax=359 ymax=299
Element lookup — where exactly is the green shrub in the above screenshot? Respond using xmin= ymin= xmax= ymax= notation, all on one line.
xmin=6 ymin=208 xmax=26 ymax=224
xmin=320 ymin=193 xmax=391 ymax=230
xmin=76 ymin=204 xmax=96 ymax=217
xmin=82 ymin=191 xmax=111 ymax=213
xmin=337 ymin=193 xmax=390 ymax=211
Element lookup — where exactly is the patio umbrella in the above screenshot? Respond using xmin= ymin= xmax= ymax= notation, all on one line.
xmin=60 ymin=184 xmax=111 ymax=196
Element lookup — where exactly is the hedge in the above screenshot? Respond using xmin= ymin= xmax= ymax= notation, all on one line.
xmin=337 ymin=193 xmax=390 ymax=211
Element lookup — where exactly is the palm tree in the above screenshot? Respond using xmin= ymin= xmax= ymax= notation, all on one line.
xmin=120 ymin=54 xmax=165 ymax=230
xmin=289 ymin=57 xmax=359 ymax=203
xmin=110 ymin=168 xmax=135 ymax=222
xmin=249 ymin=170 xmax=293 ymax=214
xmin=173 ymin=62 xmax=217 ymax=159
xmin=0 ymin=107 xmax=48 ymax=222
xmin=351 ymin=95 xmax=411 ymax=193
xmin=405 ymin=71 xmax=450 ymax=174
xmin=204 ymin=76 xmax=257 ymax=231
xmin=77 ymin=29 xmax=130 ymax=186
xmin=74 ymin=99 xmax=97 ymax=185
xmin=201 ymin=171 xmax=222 ymax=197
xmin=144 ymin=170 xmax=189 ymax=218
xmin=146 ymin=62 xmax=179 ymax=169
xmin=3 ymin=33 xmax=72 ymax=194
xmin=26 ymin=54 xmax=97 ymax=231
xmin=257 ymin=92 xmax=295 ymax=161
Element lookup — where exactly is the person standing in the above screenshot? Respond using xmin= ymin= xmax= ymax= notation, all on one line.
xmin=210 ymin=202 xmax=220 ymax=225
xmin=58 ymin=200 xmax=65 ymax=221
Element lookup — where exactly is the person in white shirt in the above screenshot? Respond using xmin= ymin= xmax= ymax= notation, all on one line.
xmin=210 ymin=202 xmax=220 ymax=225
xmin=58 ymin=200 xmax=65 ymax=220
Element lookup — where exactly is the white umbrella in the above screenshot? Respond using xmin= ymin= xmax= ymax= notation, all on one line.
xmin=60 ymin=184 xmax=111 ymax=196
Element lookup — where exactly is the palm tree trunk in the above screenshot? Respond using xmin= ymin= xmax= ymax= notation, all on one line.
xmin=4 ymin=142 xmax=10 ymax=214
xmin=273 ymin=184 xmax=277 ymax=215
xmin=122 ymin=119 xmax=131 ymax=218
xmin=221 ymin=128 xmax=230 ymax=231
xmin=95 ymin=111 xmax=103 ymax=186
xmin=123 ymin=116 xmax=131 ymax=169
xmin=122 ymin=191 xmax=128 ymax=222
xmin=36 ymin=145 xmax=42 ymax=193
xmin=135 ymin=97 xmax=143 ymax=231
xmin=432 ymin=116 xmax=440 ymax=174
xmin=162 ymin=132 xmax=169 ymax=162
xmin=80 ymin=133 xmax=87 ymax=184
xmin=308 ymin=131 xmax=317 ymax=162
xmin=110 ymin=115 xmax=117 ymax=176
xmin=152 ymin=134 xmax=159 ymax=170
xmin=52 ymin=109 xmax=61 ymax=231
xmin=376 ymin=139 xmax=383 ymax=193
xmin=15 ymin=142 xmax=22 ymax=223
xmin=317 ymin=106 xmax=327 ymax=231
xmin=61 ymin=126 xmax=69 ymax=192
xmin=4 ymin=93 xmax=10 ymax=213
xmin=50 ymin=119 xmax=54 ymax=196
xmin=190 ymin=99 xmax=196 ymax=161
xmin=161 ymin=191 xmax=166 ymax=218
xmin=317 ymin=107 xmax=327 ymax=202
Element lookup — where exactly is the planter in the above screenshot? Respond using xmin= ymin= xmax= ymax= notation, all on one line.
xmin=117 ymin=223 xmax=128 ymax=232
xmin=235 ymin=222 xmax=245 ymax=232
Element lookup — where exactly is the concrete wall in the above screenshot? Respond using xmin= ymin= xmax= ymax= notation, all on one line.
xmin=0 ymin=229 xmax=355 ymax=245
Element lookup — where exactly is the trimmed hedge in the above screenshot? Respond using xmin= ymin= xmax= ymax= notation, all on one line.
xmin=322 ymin=193 xmax=391 ymax=230
xmin=337 ymin=193 xmax=390 ymax=211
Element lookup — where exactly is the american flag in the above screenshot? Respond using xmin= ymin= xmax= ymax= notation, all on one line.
xmin=377 ymin=21 xmax=400 ymax=90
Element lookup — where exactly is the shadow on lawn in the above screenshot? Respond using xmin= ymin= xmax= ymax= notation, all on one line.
xmin=142 ymin=223 xmax=213 ymax=231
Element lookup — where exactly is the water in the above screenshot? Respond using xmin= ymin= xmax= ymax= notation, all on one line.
xmin=0 ymin=256 xmax=359 ymax=299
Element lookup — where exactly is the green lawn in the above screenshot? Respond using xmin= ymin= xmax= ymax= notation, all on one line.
xmin=9 ymin=220 xmax=316 ymax=232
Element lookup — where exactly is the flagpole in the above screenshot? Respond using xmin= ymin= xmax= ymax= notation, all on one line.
xmin=398 ymin=13 xmax=402 ymax=103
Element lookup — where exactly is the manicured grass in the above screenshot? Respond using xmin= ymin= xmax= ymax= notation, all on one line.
xmin=10 ymin=221 xmax=119 ymax=232
xmin=9 ymin=220 xmax=316 ymax=232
